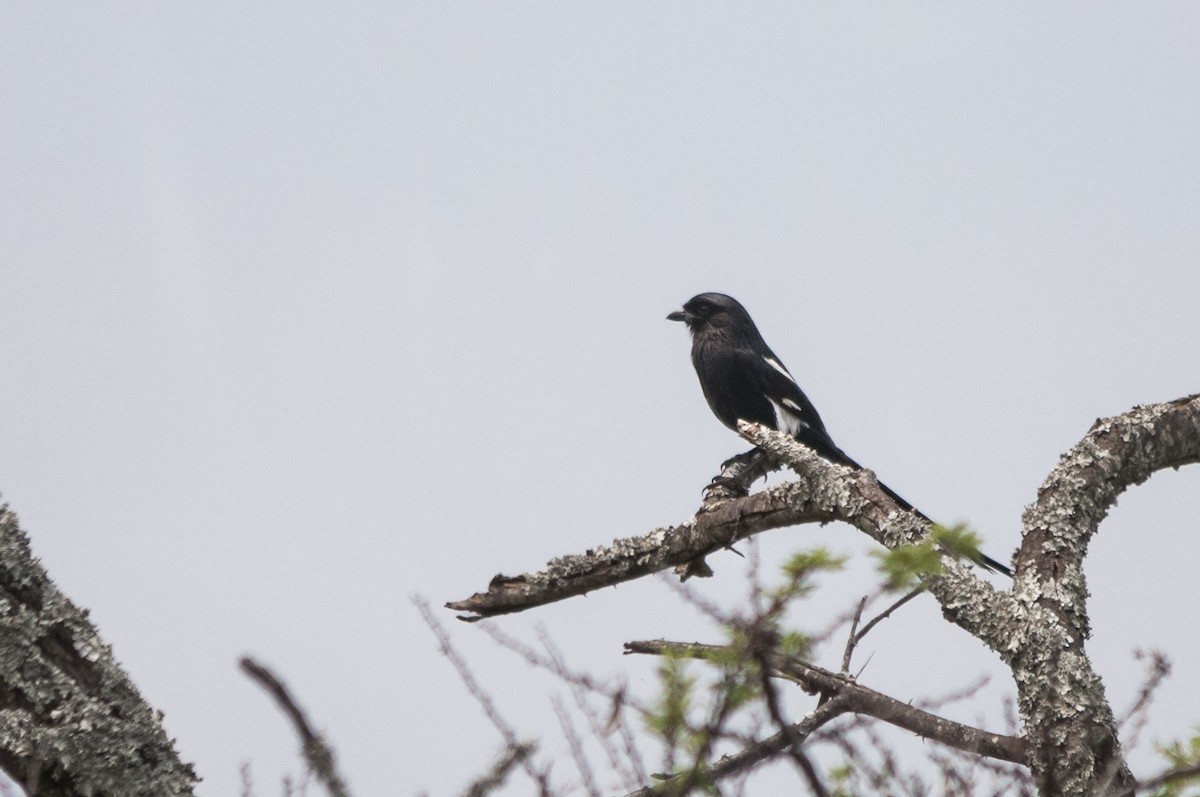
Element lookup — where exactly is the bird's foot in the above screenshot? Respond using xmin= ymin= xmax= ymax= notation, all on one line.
xmin=705 ymin=475 xmax=747 ymax=495
xmin=719 ymin=447 xmax=761 ymax=471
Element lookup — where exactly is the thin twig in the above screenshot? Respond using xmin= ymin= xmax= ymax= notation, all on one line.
xmin=537 ymin=628 xmax=646 ymax=790
xmin=414 ymin=597 xmax=554 ymax=796
xmin=840 ymin=596 xmax=869 ymax=674
xmin=753 ymin=643 xmax=830 ymax=797
xmin=553 ymin=697 xmax=602 ymax=797
xmin=1115 ymin=762 xmax=1200 ymax=797
xmin=461 ymin=744 xmax=534 ymax=797
xmin=1096 ymin=649 xmax=1172 ymax=796
xmin=622 ymin=697 xmax=850 ymax=797
xmin=238 ymin=657 xmax=352 ymax=797
xmin=842 ymin=586 xmax=926 ymax=676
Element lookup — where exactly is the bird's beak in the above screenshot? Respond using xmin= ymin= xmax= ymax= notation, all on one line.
xmin=667 ymin=308 xmax=692 ymax=323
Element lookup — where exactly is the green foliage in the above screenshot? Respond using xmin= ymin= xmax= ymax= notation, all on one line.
xmin=642 ymin=545 xmax=848 ymax=788
xmin=931 ymin=523 xmax=988 ymax=565
xmin=871 ymin=523 xmax=989 ymax=588
xmin=642 ymin=653 xmax=736 ymax=795
xmin=779 ymin=547 xmax=847 ymax=582
xmin=1150 ymin=727 xmax=1200 ymax=797
xmin=776 ymin=630 xmax=811 ymax=662
xmin=773 ymin=547 xmax=847 ymax=602
xmin=871 ymin=541 xmax=942 ymax=588
xmin=644 ymin=654 xmax=695 ymax=749
xmin=828 ymin=764 xmax=859 ymax=797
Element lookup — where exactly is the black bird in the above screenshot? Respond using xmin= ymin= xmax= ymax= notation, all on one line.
xmin=668 ymin=292 xmax=1012 ymax=577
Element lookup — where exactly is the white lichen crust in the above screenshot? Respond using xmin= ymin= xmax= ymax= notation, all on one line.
xmin=0 ymin=505 xmax=198 ymax=796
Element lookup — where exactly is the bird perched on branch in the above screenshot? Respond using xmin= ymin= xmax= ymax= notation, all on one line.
xmin=668 ymin=292 xmax=1012 ymax=577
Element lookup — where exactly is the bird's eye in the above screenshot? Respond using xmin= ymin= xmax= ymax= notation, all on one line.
xmin=693 ymin=303 xmax=710 ymax=316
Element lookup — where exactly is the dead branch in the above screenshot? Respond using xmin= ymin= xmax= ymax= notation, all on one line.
xmin=620 ymin=696 xmax=851 ymax=797
xmin=624 ymin=640 xmax=1025 ymax=765
xmin=239 ymin=657 xmax=352 ymax=797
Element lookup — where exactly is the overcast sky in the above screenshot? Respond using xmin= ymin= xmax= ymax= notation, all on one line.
xmin=2 ymin=4 xmax=1199 ymax=795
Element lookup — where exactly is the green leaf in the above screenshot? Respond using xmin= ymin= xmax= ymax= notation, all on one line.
xmin=871 ymin=542 xmax=942 ymax=589
xmin=1151 ymin=726 xmax=1200 ymax=797
xmin=644 ymin=655 xmax=695 ymax=746
xmin=931 ymin=522 xmax=987 ymax=564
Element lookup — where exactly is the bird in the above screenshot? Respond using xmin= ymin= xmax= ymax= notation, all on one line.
xmin=668 ymin=292 xmax=1012 ymax=577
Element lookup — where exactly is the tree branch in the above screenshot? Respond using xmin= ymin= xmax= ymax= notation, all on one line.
xmin=239 ymin=657 xmax=352 ymax=797
xmin=445 ymin=474 xmax=834 ymax=620
xmin=0 ymin=505 xmax=198 ymax=796
xmin=624 ymin=640 xmax=1026 ymax=764
xmin=735 ymin=421 xmax=1024 ymax=650
xmin=1116 ymin=762 xmax=1200 ymax=797
xmin=1007 ymin=394 xmax=1200 ymax=796
xmin=840 ymin=588 xmax=924 ymax=674
xmin=446 ymin=420 xmax=991 ymax=621
xmin=620 ymin=696 xmax=851 ymax=797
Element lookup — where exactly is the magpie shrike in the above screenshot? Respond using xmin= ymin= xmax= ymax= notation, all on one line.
xmin=669 ymin=292 xmax=1012 ymax=577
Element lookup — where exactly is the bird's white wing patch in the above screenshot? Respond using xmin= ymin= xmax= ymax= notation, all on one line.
xmin=781 ymin=398 xmax=806 ymax=414
xmin=768 ymin=397 xmax=808 ymax=437
xmin=763 ymin=356 xmax=797 ymax=384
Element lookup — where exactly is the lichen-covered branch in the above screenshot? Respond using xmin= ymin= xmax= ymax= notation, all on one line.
xmin=736 ymin=421 xmax=1023 ymax=649
xmin=1006 ymin=394 xmax=1200 ymax=796
xmin=445 ymin=477 xmax=835 ymax=620
xmin=447 ymin=422 xmax=1001 ymax=621
xmin=0 ymin=505 xmax=198 ymax=796
xmin=625 ymin=640 xmax=1026 ymax=764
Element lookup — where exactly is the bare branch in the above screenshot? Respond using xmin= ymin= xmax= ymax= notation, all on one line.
xmin=625 ymin=640 xmax=1025 ymax=765
xmin=239 ymin=657 xmax=352 ymax=797
xmin=414 ymin=597 xmax=555 ymax=796
xmin=621 ymin=697 xmax=851 ymax=797
xmin=446 ymin=420 xmax=998 ymax=622
xmin=840 ymin=596 xmax=870 ymax=674
xmin=1115 ymin=762 xmax=1200 ymax=797
xmin=841 ymin=588 xmax=925 ymax=673
xmin=445 ymin=394 xmax=1200 ymax=797
xmin=552 ymin=697 xmax=601 ymax=797
xmin=753 ymin=645 xmax=830 ymax=797
xmin=445 ymin=474 xmax=834 ymax=620
xmin=460 ymin=743 xmax=534 ymax=797
xmin=1015 ymin=394 xmax=1200 ymax=640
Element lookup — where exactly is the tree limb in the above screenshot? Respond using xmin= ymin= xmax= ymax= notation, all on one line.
xmin=624 ymin=640 xmax=1026 ymax=765
xmin=445 ymin=476 xmax=834 ymax=620
xmin=1005 ymin=393 xmax=1200 ymax=796
xmin=446 ymin=421 xmax=978 ymax=621
xmin=0 ymin=505 xmax=198 ymax=796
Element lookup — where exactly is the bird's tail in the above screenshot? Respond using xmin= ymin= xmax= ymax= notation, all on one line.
xmin=800 ymin=432 xmax=1013 ymax=576
xmin=875 ymin=479 xmax=1014 ymax=577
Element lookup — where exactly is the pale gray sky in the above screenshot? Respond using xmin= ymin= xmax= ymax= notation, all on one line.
xmin=2 ymin=4 xmax=1199 ymax=795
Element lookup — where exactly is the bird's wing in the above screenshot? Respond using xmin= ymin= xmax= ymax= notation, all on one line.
xmin=741 ymin=350 xmax=859 ymax=467
xmin=744 ymin=352 xmax=825 ymax=433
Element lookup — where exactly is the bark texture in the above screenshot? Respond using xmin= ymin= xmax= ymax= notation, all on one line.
xmin=1005 ymin=395 xmax=1200 ymax=796
xmin=0 ymin=505 xmax=197 ymax=796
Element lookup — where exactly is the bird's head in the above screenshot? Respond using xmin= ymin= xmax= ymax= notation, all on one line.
xmin=667 ymin=293 xmax=752 ymax=335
